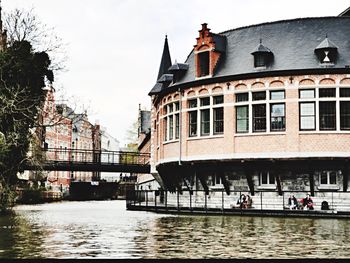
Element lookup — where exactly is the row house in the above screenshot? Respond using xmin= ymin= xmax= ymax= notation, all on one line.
xmin=41 ymin=85 xmax=72 ymax=193
xmin=40 ymin=85 xmax=101 ymax=193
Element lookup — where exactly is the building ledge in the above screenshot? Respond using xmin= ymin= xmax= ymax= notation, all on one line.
xmin=187 ymin=135 xmax=224 ymax=141
xmin=234 ymin=132 xmax=286 ymax=137
xmin=210 ymin=185 xmax=225 ymax=190
xmin=317 ymin=185 xmax=340 ymax=191
xmin=257 ymin=185 xmax=277 ymax=190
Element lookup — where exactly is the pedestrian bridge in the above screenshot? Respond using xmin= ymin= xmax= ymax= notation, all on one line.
xmin=22 ymin=148 xmax=151 ymax=173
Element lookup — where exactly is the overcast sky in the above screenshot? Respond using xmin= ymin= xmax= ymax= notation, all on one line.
xmin=3 ymin=0 xmax=350 ymax=146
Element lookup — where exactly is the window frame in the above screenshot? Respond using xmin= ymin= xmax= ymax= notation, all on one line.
xmin=259 ymin=171 xmax=275 ymax=186
xmin=198 ymin=51 xmax=210 ymax=77
xmin=340 ymin=101 xmax=350 ymax=130
xmin=252 ymin=104 xmax=267 ymax=132
xmin=236 ymin=105 xmax=249 ymax=133
xmin=319 ymin=101 xmax=336 ymax=131
xmin=270 ymin=103 xmax=286 ymax=132
xmin=319 ymin=171 xmax=337 ymax=185
xmin=187 ymin=94 xmax=224 ymax=138
xmin=299 ymin=102 xmax=316 ymax=131
xmin=163 ymin=101 xmax=180 ymax=142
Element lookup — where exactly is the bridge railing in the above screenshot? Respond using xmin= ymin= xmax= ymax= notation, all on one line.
xmin=126 ymin=189 xmax=350 ymax=213
xmin=43 ymin=148 xmax=150 ymax=165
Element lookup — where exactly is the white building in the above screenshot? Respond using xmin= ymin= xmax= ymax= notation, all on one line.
xmin=100 ymin=127 xmax=120 ymax=182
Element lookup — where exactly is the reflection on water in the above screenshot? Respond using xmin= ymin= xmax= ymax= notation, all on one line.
xmin=0 ymin=200 xmax=349 ymax=259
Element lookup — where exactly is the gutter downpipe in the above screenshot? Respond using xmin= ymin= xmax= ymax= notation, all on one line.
xmin=178 ymin=88 xmax=182 ymax=166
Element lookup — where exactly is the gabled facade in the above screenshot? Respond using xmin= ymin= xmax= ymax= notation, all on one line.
xmin=42 ymin=86 xmax=72 ymax=193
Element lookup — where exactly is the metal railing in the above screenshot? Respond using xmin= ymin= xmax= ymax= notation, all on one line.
xmin=126 ymin=189 xmax=350 ymax=213
xmin=43 ymin=147 xmax=150 ymax=165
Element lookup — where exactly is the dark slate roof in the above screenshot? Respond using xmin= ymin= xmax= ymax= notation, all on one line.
xmin=149 ymin=82 xmax=164 ymax=95
xmin=212 ymin=33 xmax=226 ymax=53
xmin=315 ymin=37 xmax=338 ymax=50
xmin=251 ymin=42 xmax=272 ymax=54
xmin=339 ymin=7 xmax=350 ymax=17
xmin=168 ymin=62 xmax=189 ymax=72
xmin=158 ymin=73 xmax=173 ymax=83
xmin=157 ymin=35 xmax=172 ymax=81
xmin=152 ymin=17 xmax=350 ymax=93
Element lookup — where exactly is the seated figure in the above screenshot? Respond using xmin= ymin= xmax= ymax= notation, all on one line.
xmin=303 ymin=194 xmax=314 ymax=210
xmin=288 ymin=195 xmax=298 ymax=210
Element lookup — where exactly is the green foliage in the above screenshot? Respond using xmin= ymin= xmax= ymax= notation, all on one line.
xmin=0 ymin=40 xmax=52 ymax=212
xmin=0 ymin=184 xmax=17 ymax=214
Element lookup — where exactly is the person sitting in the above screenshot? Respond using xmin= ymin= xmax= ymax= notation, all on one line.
xmin=233 ymin=194 xmax=246 ymax=209
xmin=303 ymin=194 xmax=314 ymax=210
xmin=298 ymin=198 xmax=304 ymax=210
xmin=246 ymin=195 xmax=253 ymax=209
xmin=288 ymin=195 xmax=298 ymax=210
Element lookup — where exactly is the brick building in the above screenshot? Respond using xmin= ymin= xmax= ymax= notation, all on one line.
xmin=70 ymin=112 xmax=95 ymax=182
xmin=40 ymin=86 xmax=101 ymax=193
xmin=42 ymin=86 xmax=72 ymax=193
xmin=146 ymin=10 xmax=350 ymax=210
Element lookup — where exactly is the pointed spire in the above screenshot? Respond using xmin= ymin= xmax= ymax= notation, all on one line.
xmin=157 ymin=35 xmax=172 ymax=81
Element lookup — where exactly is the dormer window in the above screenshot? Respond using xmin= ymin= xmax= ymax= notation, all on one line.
xmin=198 ymin=51 xmax=210 ymax=77
xmin=194 ymin=23 xmax=226 ymax=78
xmin=254 ymin=54 xmax=266 ymax=68
xmin=168 ymin=62 xmax=189 ymax=83
xmin=251 ymin=40 xmax=273 ymax=69
xmin=314 ymin=36 xmax=338 ymax=65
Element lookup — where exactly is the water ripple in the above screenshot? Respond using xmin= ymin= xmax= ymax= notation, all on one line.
xmin=0 ymin=200 xmax=349 ymax=258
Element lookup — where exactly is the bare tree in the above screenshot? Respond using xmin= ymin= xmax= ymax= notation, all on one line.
xmin=4 ymin=7 xmax=68 ymax=73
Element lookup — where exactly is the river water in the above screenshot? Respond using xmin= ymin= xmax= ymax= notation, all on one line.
xmin=0 ymin=200 xmax=349 ymax=259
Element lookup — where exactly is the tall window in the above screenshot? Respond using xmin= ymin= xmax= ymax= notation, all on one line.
xmin=200 ymin=97 xmax=210 ymax=136
xmin=163 ymin=101 xmax=180 ymax=141
xmin=340 ymin=88 xmax=350 ymax=130
xmin=188 ymin=99 xmax=197 ymax=137
xmin=299 ymin=89 xmax=315 ymax=130
xmin=252 ymin=91 xmax=267 ymax=132
xmin=270 ymin=91 xmax=285 ymax=131
xmin=200 ymin=109 xmax=210 ymax=135
xmin=168 ymin=115 xmax=174 ymax=140
xmin=253 ymin=104 xmax=266 ymax=132
xmin=213 ymin=95 xmax=224 ymax=134
xmin=235 ymin=93 xmax=249 ymax=133
xmin=236 ymin=106 xmax=249 ymax=133
xmin=340 ymin=101 xmax=350 ymax=130
xmin=300 ymin=103 xmax=315 ymax=130
xmin=319 ymin=102 xmax=336 ymax=130
xmin=189 ymin=111 xmax=197 ymax=137
xmin=163 ymin=117 xmax=167 ymax=141
xmin=271 ymin=104 xmax=285 ymax=131
xmin=319 ymin=88 xmax=336 ymax=130
xmin=198 ymin=51 xmax=209 ymax=77
xmin=175 ymin=113 xmax=180 ymax=139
